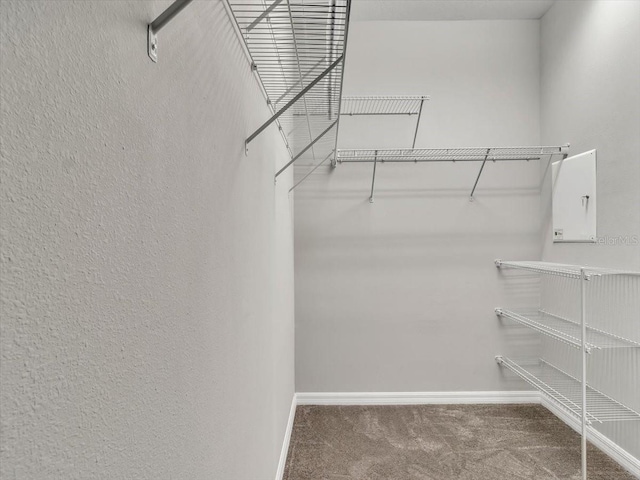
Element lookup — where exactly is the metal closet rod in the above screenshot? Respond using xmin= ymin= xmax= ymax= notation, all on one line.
xmin=147 ymin=0 xmax=194 ymax=62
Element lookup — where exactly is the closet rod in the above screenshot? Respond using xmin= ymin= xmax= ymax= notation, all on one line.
xmin=148 ymin=0 xmax=195 ymax=62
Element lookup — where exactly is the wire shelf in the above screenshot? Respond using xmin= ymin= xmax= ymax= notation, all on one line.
xmin=496 ymin=309 xmax=640 ymax=352
xmin=337 ymin=145 xmax=568 ymax=163
xmin=497 ymin=357 xmax=640 ymax=424
xmin=495 ymin=260 xmax=640 ymax=279
xmin=340 ymin=96 xmax=429 ymax=116
xmin=227 ymin=0 xmax=350 ymax=169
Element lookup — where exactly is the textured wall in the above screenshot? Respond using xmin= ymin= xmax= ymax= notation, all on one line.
xmin=540 ymin=0 xmax=640 ymax=461
xmin=294 ymin=20 xmax=542 ymax=392
xmin=0 ymin=1 xmax=294 ymax=479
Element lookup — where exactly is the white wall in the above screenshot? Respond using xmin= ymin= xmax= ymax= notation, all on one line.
xmin=540 ymin=0 xmax=640 ymax=269
xmin=540 ymin=0 xmax=640 ymax=461
xmin=294 ymin=20 xmax=543 ymax=392
xmin=0 ymin=1 xmax=294 ymax=479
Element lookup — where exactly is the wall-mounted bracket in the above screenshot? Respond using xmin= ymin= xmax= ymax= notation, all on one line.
xmin=469 ymin=149 xmax=491 ymax=201
xmin=148 ymin=0 xmax=194 ymax=63
xmin=369 ymin=150 xmax=378 ymax=203
xmin=148 ymin=26 xmax=159 ymax=62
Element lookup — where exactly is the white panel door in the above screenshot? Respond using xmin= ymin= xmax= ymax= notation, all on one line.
xmin=551 ymin=150 xmax=597 ymax=243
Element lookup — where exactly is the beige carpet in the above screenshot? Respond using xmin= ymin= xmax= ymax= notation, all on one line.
xmin=283 ymin=404 xmax=634 ymax=480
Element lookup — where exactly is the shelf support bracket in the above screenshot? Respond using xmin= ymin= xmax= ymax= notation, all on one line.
xmin=369 ymin=150 xmax=378 ymax=203
xmin=469 ymin=148 xmax=491 ymax=201
xmin=275 ymin=121 xmax=338 ymax=179
xmin=246 ymin=0 xmax=284 ymax=33
xmin=246 ymin=55 xmax=344 ymax=147
xmin=148 ymin=0 xmax=195 ymax=63
xmin=411 ymin=97 xmax=425 ymax=148
xmin=289 ymin=151 xmax=333 ymax=193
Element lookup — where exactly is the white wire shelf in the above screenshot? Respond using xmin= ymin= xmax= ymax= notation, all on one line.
xmin=496 ymin=356 xmax=640 ymax=424
xmin=226 ymin=0 xmax=350 ymax=174
xmin=495 ymin=260 xmax=640 ymax=279
xmin=336 ymin=145 xmax=569 ymax=163
xmin=340 ymin=96 xmax=429 ymax=116
xmin=496 ymin=308 xmax=640 ymax=352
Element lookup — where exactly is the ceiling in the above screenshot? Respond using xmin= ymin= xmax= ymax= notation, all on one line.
xmin=351 ymin=0 xmax=556 ymax=21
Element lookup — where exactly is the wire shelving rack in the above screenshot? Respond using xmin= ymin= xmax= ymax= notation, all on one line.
xmin=495 ymin=309 xmax=640 ymax=352
xmin=495 ymin=260 xmax=640 ymax=480
xmin=337 ymin=145 xmax=568 ymax=163
xmin=340 ymin=96 xmax=429 ymax=116
xmin=495 ymin=260 xmax=640 ymax=280
xmin=224 ymin=0 xmax=351 ymax=181
xmin=496 ymin=357 xmax=640 ymax=424
xmin=335 ymin=145 xmax=569 ymax=202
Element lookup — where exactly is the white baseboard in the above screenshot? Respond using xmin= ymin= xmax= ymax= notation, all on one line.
xmin=275 ymin=393 xmax=297 ymax=480
xmin=296 ymin=390 xmax=540 ymax=405
xmin=540 ymin=397 xmax=640 ymax=479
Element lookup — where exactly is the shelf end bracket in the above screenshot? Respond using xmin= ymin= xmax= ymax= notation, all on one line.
xmin=148 ymin=25 xmax=158 ymax=63
xmin=147 ymin=0 xmax=195 ymax=63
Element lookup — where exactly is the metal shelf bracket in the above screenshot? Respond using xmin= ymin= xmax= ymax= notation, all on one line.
xmin=369 ymin=150 xmax=378 ymax=203
xmin=148 ymin=0 xmax=194 ymax=63
xmin=469 ymin=148 xmax=491 ymax=201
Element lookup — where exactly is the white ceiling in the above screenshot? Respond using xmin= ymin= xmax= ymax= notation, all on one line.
xmin=351 ymin=0 xmax=556 ymax=21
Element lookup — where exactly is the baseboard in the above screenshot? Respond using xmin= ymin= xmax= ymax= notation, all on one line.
xmin=296 ymin=390 xmax=540 ymax=405
xmin=540 ymin=397 xmax=640 ymax=479
xmin=275 ymin=393 xmax=297 ymax=480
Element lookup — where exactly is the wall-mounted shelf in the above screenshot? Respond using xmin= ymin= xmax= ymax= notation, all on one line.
xmin=337 ymin=145 xmax=568 ymax=163
xmin=496 ymin=357 xmax=640 ymax=424
xmin=495 ymin=308 xmax=640 ymax=352
xmin=224 ymin=0 xmax=351 ymax=180
xmin=335 ymin=145 xmax=569 ymax=202
xmin=340 ymin=96 xmax=429 ymax=116
xmin=495 ymin=259 xmax=640 ymax=279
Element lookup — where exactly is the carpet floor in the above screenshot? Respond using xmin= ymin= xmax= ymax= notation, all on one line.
xmin=282 ymin=404 xmax=635 ymax=480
